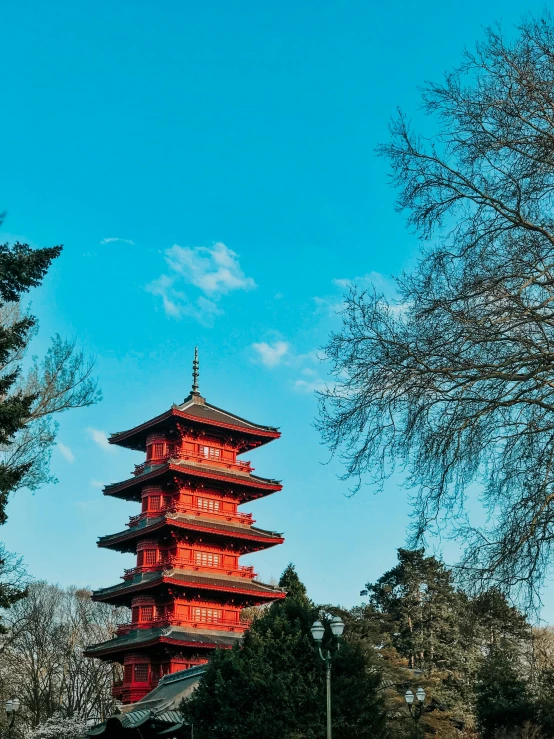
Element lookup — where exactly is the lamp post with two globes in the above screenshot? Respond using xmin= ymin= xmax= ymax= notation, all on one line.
xmin=310 ymin=616 xmax=345 ymax=739
xmin=4 ymin=698 xmax=20 ymax=739
xmin=405 ymin=687 xmax=426 ymax=739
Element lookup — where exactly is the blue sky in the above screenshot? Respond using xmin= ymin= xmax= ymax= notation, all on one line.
xmin=1 ymin=0 xmax=552 ymax=617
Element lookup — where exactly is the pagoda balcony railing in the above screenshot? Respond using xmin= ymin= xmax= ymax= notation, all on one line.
xmin=126 ymin=504 xmax=255 ymax=529
xmin=115 ymin=615 xmax=248 ymax=637
xmin=132 ymin=453 xmax=252 ymax=478
xmin=122 ymin=558 xmax=257 ymax=581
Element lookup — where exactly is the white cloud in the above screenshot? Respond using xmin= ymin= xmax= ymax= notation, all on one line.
xmin=57 ymin=442 xmax=75 ymax=463
xmin=87 ymin=428 xmax=114 ymax=453
xmin=332 ymin=271 xmax=404 ymax=303
xmin=294 ymin=367 xmax=326 ymax=393
xmin=100 ymin=237 xmax=135 ymax=245
xmin=91 ymin=480 xmax=105 ymax=489
xmin=148 ymin=242 xmax=255 ymax=322
xmin=147 ymin=276 xmax=222 ymax=325
xmin=252 ymin=341 xmax=290 ymax=368
xmin=295 ymin=377 xmax=326 ymax=393
xmin=316 ymin=272 xmax=408 ymax=318
xmin=166 ymin=242 xmax=256 ymax=295
xmin=313 ymin=295 xmax=346 ymax=316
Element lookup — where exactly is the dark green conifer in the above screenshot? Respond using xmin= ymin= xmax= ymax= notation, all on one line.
xmin=182 ymin=565 xmax=386 ymax=739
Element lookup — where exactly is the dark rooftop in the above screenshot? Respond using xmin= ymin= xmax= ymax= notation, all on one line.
xmin=98 ymin=513 xmax=284 ymax=551
xmin=85 ymin=625 xmax=240 ymax=657
xmin=109 ymin=391 xmax=280 ymax=453
xmin=92 ymin=569 xmax=285 ymax=605
xmin=103 ymin=460 xmax=282 ymax=502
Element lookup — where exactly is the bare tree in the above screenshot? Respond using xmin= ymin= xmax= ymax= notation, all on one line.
xmin=317 ymin=13 xmax=554 ymax=605
xmin=0 ymin=583 xmax=125 ymax=731
xmin=0 ymin=543 xmax=29 ymax=633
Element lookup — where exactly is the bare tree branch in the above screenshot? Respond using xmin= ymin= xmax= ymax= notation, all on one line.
xmin=317 ymin=12 xmax=554 ymax=608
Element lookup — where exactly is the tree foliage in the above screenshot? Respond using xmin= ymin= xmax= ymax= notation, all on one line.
xmin=475 ymin=648 xmax=535 ymax=739
xmin=317 ymin=12 xmax=554 ymax=603
xmin=355 ymin=548 xmax=545 ymax=737
xmin=182 ymin=565 xmax=386 ymax=739
xmin=0 ymin=233 xmax=100 ymax=524
xmin=0 ymin=225 xmax=100 ymax=626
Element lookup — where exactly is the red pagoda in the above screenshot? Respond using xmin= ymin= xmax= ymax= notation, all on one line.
xmin=85 ymin=350 xmax=285 ymax=704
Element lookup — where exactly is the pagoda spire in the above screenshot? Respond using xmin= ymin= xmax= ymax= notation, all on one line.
xmin=192 ymin=347 xmax=199 ymax=394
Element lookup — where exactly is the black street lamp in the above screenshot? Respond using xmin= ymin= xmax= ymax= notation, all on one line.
xmin=405 ymin=687 xmax=426 ymax=739
xmin=5 ymin=698 xmax=20 ymax=739
xmin=310 ymin=616 xmax=345 ymax=739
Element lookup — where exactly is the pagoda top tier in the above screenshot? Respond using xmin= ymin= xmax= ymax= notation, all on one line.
xmin=109 ymin=349 xmax=280 ymax=453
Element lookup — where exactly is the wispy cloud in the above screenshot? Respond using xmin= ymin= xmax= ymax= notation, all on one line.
xmin=252 ymin=341 xmax=290 ymax=368
xmin=147 ymin=275 xmax=222 ymax=325
xmin=166 ymin=242 xmax=255 ymax=294
xmin=100 ymin=237 xmax=135 ymax=245
xmin=148 ymin=242 xmax=255 ymax=323
xmin=91 ymin=480 xmax=105 ymax=489
xmin=315 ymin=272 xmax=408 ymax=318
xmin=251 ymin=339 xmax=327 ymax=392
xmin=57 ymin=442 xmax=75 ymax=463
xmin=295 ymin=378 xmax=327 ymax=393
xmin=294 ymin=367 xmax=327 ymax=394
xmin=87 ymin=428 xmax=114 ymax=453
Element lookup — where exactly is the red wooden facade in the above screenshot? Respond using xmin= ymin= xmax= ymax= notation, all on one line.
xmin=85 ymin=352 xmax=285 ymax=703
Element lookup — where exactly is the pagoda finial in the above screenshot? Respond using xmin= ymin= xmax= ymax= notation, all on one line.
xmin=192 ymin=347 xmax=199 ymax=394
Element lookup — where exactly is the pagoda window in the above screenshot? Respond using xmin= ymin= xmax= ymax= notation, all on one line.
xmin=134 ymin=664 xmax=149 ymax=683
xmin=141 ymin=497 xmax=148 ymax=513
xmin=141 ymin=605 xmax=154 ymax=622
xmin=197 ymin=497 xmax=220 ymax=513
xmin=200 ymin=445 xmax=221 ymax=459
xmin=137 ymin=551 xmax=144 ymax=566
xmin=152 ymin=443 xmax=165 ymax=459
xmin=124 ymin=664 xmax=133 ymax=683
xmin=195 ymin=551 xmax=220 ymax=568
xmin=144 ymin=550 xmax=157 ymax=565
xmin=149 ymin=495 xmax=160 ymax=511
xmin=131 ymin=606 xmax=140 ymax=623
xmin=192 ymin=607 xmax=222 ymax=623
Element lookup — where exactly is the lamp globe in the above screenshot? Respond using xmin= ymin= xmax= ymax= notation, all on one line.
xmin=311 ymin=620 xmax=325 ymax=643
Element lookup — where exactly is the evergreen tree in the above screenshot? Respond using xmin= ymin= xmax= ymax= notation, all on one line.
xmin=363 ymin=549 xmax=465 ymax=673
xmin=475 ymin=647 xmax=535 ymax=738
xmin=358 ymin=549 xmax=536 ymax=736
xmin=182 ymin=565 xmax=386 ymax=739
xmin=0 ymin=240 xmax=62 ymax=522
xmin=0 ymin=225 xmax=100 ymax=629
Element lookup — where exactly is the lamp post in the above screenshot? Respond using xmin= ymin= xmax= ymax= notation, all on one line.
xmin=405 ymin=687 xmax=426 ymax=739
xmin=310 ymin=616 xmax=345 ymax=739
xmin=5 ymin=698 xmax=20 ymax=739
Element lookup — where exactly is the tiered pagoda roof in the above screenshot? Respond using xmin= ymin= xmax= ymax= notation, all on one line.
xmin=109 ymin=391 xmax=280 ymax=452
xmin=85 ymin=350 xmax=286 ymax=703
